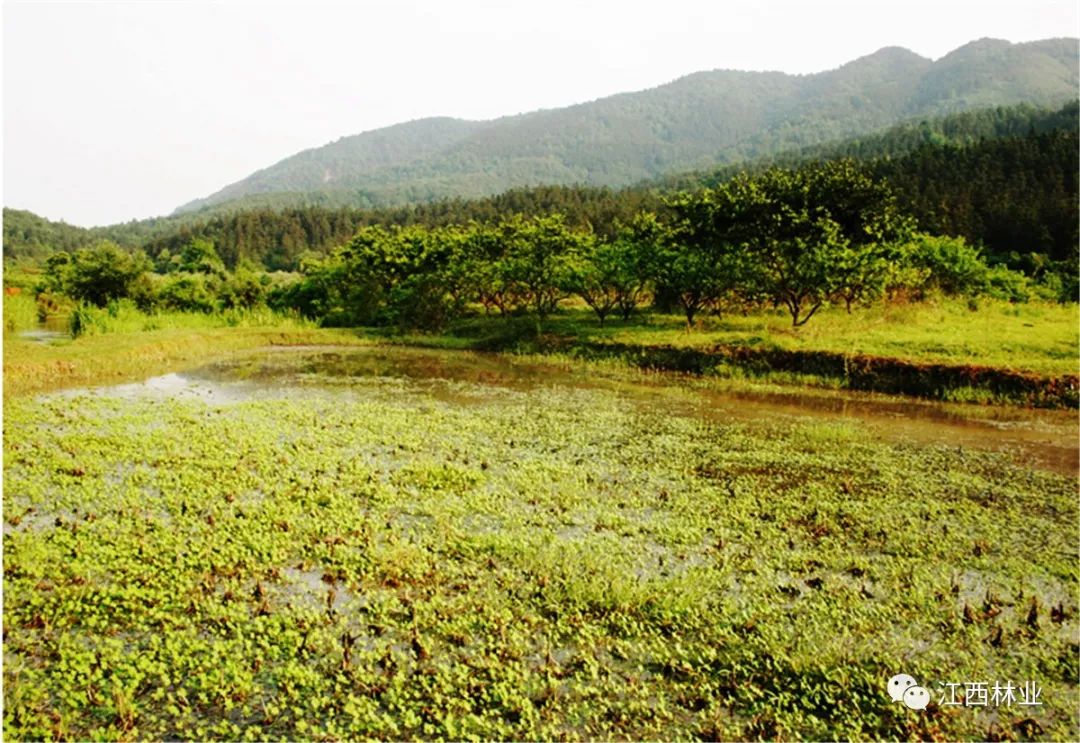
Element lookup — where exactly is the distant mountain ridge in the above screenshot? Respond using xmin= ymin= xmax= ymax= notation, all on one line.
xmin=175 ymin=37 xmax=1079 ymax=216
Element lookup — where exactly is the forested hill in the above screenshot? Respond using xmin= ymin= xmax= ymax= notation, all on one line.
xmin=2 ymin=187 xmax=660 ymax=270
xmin=4 ymin=101 xmax=1077 ymax=273
xmin=678 ymin=102 xmax=1079 ymax=264
xmin=662 ymin=100 xmax=1079 ymax=189
xmin=175 ymin=37 xmax=1078 ymax=215
xmin=873 ymin=129 xmax=1078 ymax=264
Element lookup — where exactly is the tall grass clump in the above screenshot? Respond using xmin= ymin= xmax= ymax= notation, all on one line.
xmin=66 ymin=299 xmax=313 ymax=339
xmin=2 ymin=292 xmax=40 ymax=334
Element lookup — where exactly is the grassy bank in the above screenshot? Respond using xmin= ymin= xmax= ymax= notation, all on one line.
xmin=369 ymin=300 xmax=1079 ymax=407
xmin=433 ymin=299 xmax=1079 ymax=376
xmin=3 ymin=326 xmax=369 ymax=398
xmin=4 ymin=297 xmax=1077 ymax=405
xmin=557 ymin=342 xmax=1080 ymax=408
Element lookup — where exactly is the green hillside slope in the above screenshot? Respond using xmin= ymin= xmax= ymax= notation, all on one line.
xmin=175 ymin=38 xmax=1078 ymax=214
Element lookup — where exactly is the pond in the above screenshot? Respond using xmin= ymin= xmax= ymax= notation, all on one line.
xmin=54 ymin=344 xmax=1078 ymax=477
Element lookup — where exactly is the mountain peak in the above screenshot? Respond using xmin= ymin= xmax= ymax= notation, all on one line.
xmin=863 ymin=45 xmax=928 ymax=62
xmin=939 ymin=37 xmax=1014 ymax=60
xmin=831 ymin=45 xmax=932 ymax=77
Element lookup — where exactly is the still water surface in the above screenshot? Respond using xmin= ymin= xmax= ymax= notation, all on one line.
xmin=52 ymin=345 xmax=1079 ymax=477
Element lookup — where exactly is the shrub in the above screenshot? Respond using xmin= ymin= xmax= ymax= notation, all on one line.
xmin=129 ymin=273 xmax=162 ymax=312
xmin=984 ymin=265 xmax=1031 ymax=302
xmin=66 ymin=242 xmax=150 ymax=307
xmin=69 ymin=304 xmax=105 ymax=338
xmin=902 ymin=234 xmax=989 ymax=297
xmin=220 ymin=270 xmax=266 ymax=310
xmin=158 ymin=274 xmax=218 ymax=313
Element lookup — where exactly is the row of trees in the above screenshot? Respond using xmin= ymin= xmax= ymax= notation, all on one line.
xmin=39 ymin=239 xmax=276 ymax=315
xmin=267 ymin=162 xmax=1032 ymax=329
xmin=141 ymin=185 xmax=657 ymax=272
xmin=4 ymin=185 xmax=656 ymax=270
xmin=36 ymin=162 xmax=1043 ymax=330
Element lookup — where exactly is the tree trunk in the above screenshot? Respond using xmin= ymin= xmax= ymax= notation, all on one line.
xmin=793 ymin=301 xmax=823 ymax=327
xmin=684 ymin=305 xmax=697 ymax=328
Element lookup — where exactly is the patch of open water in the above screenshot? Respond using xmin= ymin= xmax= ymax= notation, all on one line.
xmin=42 ymin=345 xmax=1078 ymax=477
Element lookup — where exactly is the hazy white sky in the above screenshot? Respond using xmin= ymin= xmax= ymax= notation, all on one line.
xmin=3 ymin=0 xmax=1077 ymax=226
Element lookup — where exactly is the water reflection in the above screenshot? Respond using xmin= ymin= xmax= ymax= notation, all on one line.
xmin=16 ymin=316 xmax=69 ymax=344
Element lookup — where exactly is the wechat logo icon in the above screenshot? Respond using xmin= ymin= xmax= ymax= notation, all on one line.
xmin=888 ymin=673 xmax=930 ymax=710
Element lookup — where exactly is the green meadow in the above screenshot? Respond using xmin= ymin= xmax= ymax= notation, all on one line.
xmin=535 ymin=300 xmax=1079 ymax=376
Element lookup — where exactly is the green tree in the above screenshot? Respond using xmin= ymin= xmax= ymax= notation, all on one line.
xmin=741 ymin=162 xmax=910 ymax=325
xmin=158 ymin=274 xmax=217 ymax=313
xmin=154 ymin=248 xmax=182 ymax=274
xmin=901 ymin=233 xmax=991 ymax=297
xmin=567 ymin=217 xmax=655 ymax=325
xmin=660 ymin=182 xmax=753 ymax=326
xmin=40 ymin=251 xmax=73 ymax=294
xmin=380 ymin=226 xmax=459 ymax=330
xmin=463 ymin=223 xmax=525 ymax=317
xmin=220 ymin=268 xmax=266 ymax=310
xmin=129 ymin=273 xmax=162 ymax=312
xmin=301 ymin=224 xmax=465 ymax=330
xmin=565 ymin=233 xmax=619 ymax=326
xmin=179 ymin=238 xmax=225 ymax=275
xmin=317 ymin=226 xmax=393 ymax=325
xmin=499 ymin=214 xmax=582 ymax=327
xmin=66 ymin=242 xmax=149 ymax=307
